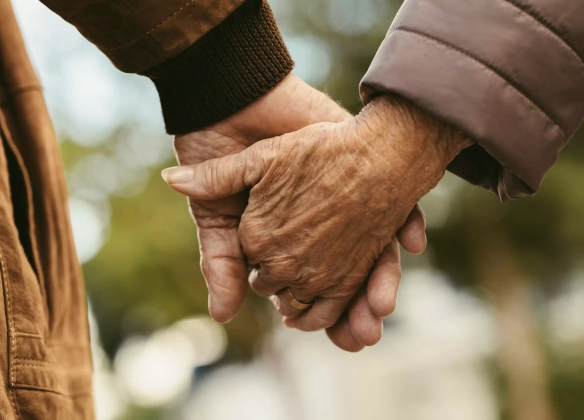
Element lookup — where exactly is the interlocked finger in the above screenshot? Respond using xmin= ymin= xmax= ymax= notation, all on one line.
xmin=325 ymin=313 xmax=366 ymax=353
xmin=367 ymin=239 xmax=402 ymax=318
xmin=284 ymin=294 xmax=351 ymax=332
xmin=270 ymin=288 xmax=313 ymax=318
xmin=249 ymin=267 xmax=288 ymax=297
xmin=348 ymin=288 xmax=384 ymax=346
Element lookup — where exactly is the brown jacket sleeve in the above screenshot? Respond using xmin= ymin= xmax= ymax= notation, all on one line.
xmin=39 ymin=0 xmax=293 ymax=134
xmin=360 ymin=0 xmax=584 ymax=200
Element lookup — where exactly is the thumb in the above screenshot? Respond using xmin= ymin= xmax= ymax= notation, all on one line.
xmin=161 ymin=140 xmax=276 ymax=199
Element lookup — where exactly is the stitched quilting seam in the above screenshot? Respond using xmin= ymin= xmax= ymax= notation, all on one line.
xmin=14 ymin=332 xmax=42 ymax=339
xmin=390 ymin=27 xmax=569 ymax=140
xmin=501 ymin=0 xmax=584 ymax=70
xmin=14 ymin=358 xmax=53 ymax=363
xmin=0 ymin=249 xmax=20 ymax=420
xmin=10 ymin=384 xmax=93 ymax=399
xmin=14 ymin=363 xmax=54 ymax=369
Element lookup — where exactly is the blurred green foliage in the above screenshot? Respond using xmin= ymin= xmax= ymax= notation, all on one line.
xmin=61 ymin=137 xmax=270 ymax=361
xmin=56 ymin=0 xmax=584 ymax=418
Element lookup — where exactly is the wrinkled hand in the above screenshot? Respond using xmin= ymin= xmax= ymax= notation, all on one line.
xmin=172 ymin=81 xmax=433 ymax=350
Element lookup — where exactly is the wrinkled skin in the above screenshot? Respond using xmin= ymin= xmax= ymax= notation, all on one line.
xmin=172 ymin=78 xmax=436 ymax=350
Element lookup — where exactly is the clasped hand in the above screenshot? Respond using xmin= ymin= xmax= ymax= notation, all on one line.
xmin=162 ymin=75 xmax=468 ymax=351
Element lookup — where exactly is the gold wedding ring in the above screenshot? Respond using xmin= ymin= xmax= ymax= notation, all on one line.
xmin=284 ymin=288 xmax=315 ymax=310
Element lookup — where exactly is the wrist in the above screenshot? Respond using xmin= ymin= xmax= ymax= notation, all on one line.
xmin=174 ymin=75 xmax=351 ymax=165
xmin=348 ymin=94 xmax=472 ymax=210
xmin=211 ymin=74 xmax=351 ymax=141
xmin=355 ymin=95 xmax=471 ymax=188
xmin=359 ymin=94 xmax=471 ymax=166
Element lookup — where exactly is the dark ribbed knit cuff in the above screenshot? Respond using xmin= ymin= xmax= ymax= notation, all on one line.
xmin=143 ymin=0 xmax=294 ymax=134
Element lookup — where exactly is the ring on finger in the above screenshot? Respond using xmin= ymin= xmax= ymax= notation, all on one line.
xmin=285 ymin=288 xmax=316 ymax=310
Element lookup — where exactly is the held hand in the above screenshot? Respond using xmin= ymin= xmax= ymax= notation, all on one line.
xmin=292 ymin=206 xmax=427 ymax=351
xmin=175 ymin=76 xmax=425 ymax=352
xmin=174 ymin=74 xmax=349 ymax=326
xmin=179 ymin=74 xmax=408 ymax=352
xmin=165 ymin=95 xmax=470 ymax=337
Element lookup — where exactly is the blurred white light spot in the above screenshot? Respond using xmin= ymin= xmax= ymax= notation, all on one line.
xmin=89 ymin=304 xmax=129 ymax=419
xmin=116 ymin=131 xmax=173 ymax=169
xmin=94 ymin=370 xmax=127 ymax=420
xmin=182 ymin=364 xmax=288 ymax=420
xmin=325 ymin=0 xmax=387 ymax=35
xmin=15 ymin=0 xmax=166 ymax=147
xmin=114 ymin=331 xmax=196 ymax=407
xmin=286 ymin=36 xmax=332 ymax=87
xmin=69 ymin=154 xmax=119 ymax=200
xmin=61 ymin=54 xmax=121 ymax=146
xmin=545 ymin=276 xmax=584 ymax=348
xmin=174 ymin=317 xmax=228 ymax=366
xmin=113 ymin=317 xmax=227 ymax=407
xmin=69 ymin=198 xmax=106 ymax=263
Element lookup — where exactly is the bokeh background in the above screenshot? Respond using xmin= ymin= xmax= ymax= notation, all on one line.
xmin=12 ymin=0 xmax=584 ymax=419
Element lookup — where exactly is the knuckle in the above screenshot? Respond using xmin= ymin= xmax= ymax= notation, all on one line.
xmin=277 ymin=303 xmax=301 ymax=318
xmin=328 ymin=280 xmax=360 ymax=300
xmin=202 ymin=162 xmax=221 ymax=197
xmin=200 ymin=259 xmax=214 ymax=282
xmin=376 ymin=260 xmax=402 ymax=278
xmin=310 ymin=315 xmax=339 ymax=331
xmin=386 ymin=299 xmax=397 ymax=315
xmin=249 ymin=278 xmax=269 ymax=296
xmin=358 ymin=329 xmax=382 ymax=347
xmin=370 ymin=289 xmax=398 ymax=317
xmin=389 ymin=262 xmax=402 ymax=278
xmin=312 ymin=123 xmax=333 ymax=140
xmin=312 ymin=308 xmax=344 ymax=331
xmin=318 ymin=317 xmax=338 ymax=330
xmin=239 ymin=221 xmax=264 ymax=257
xmin=248 ymin=271 xmax=272 ymax=296
xmin=241 ymin=239 xmax=262 ymax=259
xmin=266 ymin=260 xmax=299 ymax=283
xmin=378 ymin=297 xmax=397 ymax=317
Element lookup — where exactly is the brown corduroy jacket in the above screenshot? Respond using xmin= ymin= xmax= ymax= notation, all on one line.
xmin=0 ymin=0 xmax=582 ymax=418
xmin=0 ymin=1 xmax=290 ymax=417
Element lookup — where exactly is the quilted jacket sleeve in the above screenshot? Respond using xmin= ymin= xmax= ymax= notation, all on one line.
xmin=360 ymin=0 xmax=584 ymax=200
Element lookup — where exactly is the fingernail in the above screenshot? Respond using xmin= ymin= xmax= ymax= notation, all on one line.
xmin=161 ymin=166 xmax=194 ymax=184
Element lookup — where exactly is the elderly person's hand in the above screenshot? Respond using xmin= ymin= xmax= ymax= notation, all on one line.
xmin=171 ymin=84 xmax=434 ymax=349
